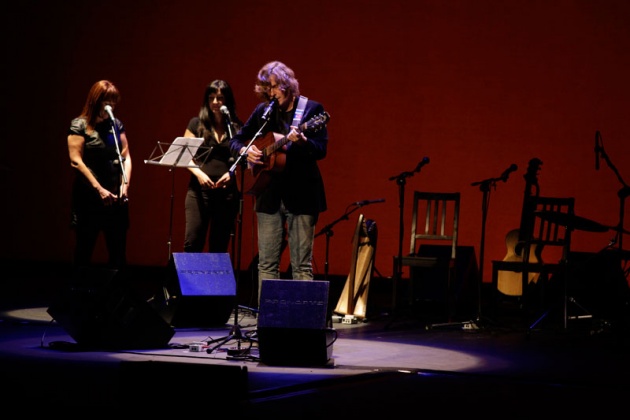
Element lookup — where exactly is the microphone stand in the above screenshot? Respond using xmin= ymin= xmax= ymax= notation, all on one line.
xmin=598 ymin=135 xmax=630 ymax=288
xmin=225 ymin=118 xmax=234 ymax=140
xmin=429 ymin=169 xmax=508 ymax=332
xmin=386 ymin=158 xmax=429 ymax=327
xmin=315 ymin=203 xmax=365 ymax=281
xmin=467 ymin=172 xmax=508 ymax=329
xmin=206 ymin=120 xmax=271 ymax=358
xmin=598 ymin=135 xmax=629 ymax=252
xmin=108 ymin=117 xmax=128 ymax=196
xmin=317 ymin=200 xmax=384 ymax=326
xmin=228 ymin=120 xmax=270 ymax=174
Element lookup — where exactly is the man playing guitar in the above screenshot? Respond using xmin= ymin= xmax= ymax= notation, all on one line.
xmin=229 ymin=61 xmax=330 ymax=307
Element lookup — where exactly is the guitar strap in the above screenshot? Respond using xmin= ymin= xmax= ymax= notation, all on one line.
xmin=291 ymin=95 xmax=308 ymax=127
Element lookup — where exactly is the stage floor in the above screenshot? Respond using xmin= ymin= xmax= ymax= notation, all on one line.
xmin=1 ymin=260 xmax=630 ymax=414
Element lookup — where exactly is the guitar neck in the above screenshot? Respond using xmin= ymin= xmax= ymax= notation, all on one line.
xmin=265 ymin=135 xmax=290 ymax=157
xmin=517 ymin=158 xmax=542 ymax=243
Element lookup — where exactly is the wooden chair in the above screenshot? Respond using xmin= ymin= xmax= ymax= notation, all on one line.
xmin=400 ymin=191 xmax=460 ymax=322
xmin=491 ymin=196 xmax=575 ymax=328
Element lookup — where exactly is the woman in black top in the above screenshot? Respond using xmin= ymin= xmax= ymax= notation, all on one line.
xmin=67 ymin=80 xmax=132 ymax=269
xmin=183 ymin=80 xmax=242 ymax=253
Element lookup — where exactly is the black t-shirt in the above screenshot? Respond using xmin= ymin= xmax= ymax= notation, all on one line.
xmin=187 ymin=117 xmax=236 ymax=182
xmin=69 ymin=117 xmax=125 ymax=194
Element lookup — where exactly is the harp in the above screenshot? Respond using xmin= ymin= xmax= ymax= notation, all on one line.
xmin=334 ymin=215 xmax=377 ymax=321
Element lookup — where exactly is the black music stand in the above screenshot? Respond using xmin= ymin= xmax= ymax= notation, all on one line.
xmin=145 ymin=137 xmax=209 ymax=259
xmin=145 ymin=138 xmax=209 ymax=308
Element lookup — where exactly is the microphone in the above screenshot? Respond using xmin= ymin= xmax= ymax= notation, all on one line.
xmin=261 ymin=98 xmax=278 ymax=121
xmin=354 ymin=198 xmax=386 ymax=207
xmin=595 ymin=130 xmax=600 ymax=171
xmin=220 ymin=105 xmax=234 ymax=138
xmin=500 ymin=164 xmax=518 ymax=181
xmin=104 ymin=104 xmax=115 ymax=121
xmin=415 ymin=156 xmax=430 ymax=171
xmin=220 ymin=105 xmax=231 ymax=119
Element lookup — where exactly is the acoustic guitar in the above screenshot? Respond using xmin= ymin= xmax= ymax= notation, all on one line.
xmin=496 ymin=158 xmax=543 ymax=296
xmin=247 ymin=112 xmax=330 ymax=195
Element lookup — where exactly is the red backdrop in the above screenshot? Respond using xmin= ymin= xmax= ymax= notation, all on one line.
xmin=3 ymin=0 xmax=629 ymax=287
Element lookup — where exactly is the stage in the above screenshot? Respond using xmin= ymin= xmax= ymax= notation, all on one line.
xmin=1 ymin=260 xmax=630 ymax=414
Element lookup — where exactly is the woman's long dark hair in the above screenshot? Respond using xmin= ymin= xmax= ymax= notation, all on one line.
xmin=197 ymin=79 xmax=242 ymax=137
